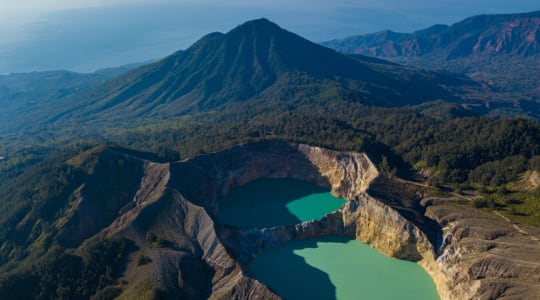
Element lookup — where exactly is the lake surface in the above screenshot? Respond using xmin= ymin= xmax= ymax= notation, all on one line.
xmin=217 ymin=178 xmax=346 ymax=228
xmin=249 ymin=236 xmax=440 ymax=300
xmin=219 ymin=178 xmax=439 ymax=299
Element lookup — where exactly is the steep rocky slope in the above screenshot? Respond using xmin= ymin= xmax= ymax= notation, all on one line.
xmin=2 ymin=141 xmax=539 ymax=299
xmin=82 ymin=142 xmax=540 ymax=298
xmin=427 ymin=205 xmax=540 ymax=299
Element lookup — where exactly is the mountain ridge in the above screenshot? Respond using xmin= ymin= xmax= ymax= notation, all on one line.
xmin=323 ymin=10 xmax=540 ymax=58
xmin=57 ymin=18 xmax=479 ymax=124
xmin=322 ymin=10 xmax=540 ymax=109
xmin=2 ymin=140 xmax=540 ymax=299
xmin=1 ymin=16 xmax=540 ymax=300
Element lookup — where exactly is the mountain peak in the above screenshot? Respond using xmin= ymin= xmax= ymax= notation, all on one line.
xmin=240 ymin=18 xmax=276 ymax=27
xmin=70 ymin=19 xmax=478 ymax=121
xmin=228 ymin=18 xmax=283 ymax=36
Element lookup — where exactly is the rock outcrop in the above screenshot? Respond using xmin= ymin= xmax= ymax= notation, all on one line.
xmin=81 ymin=141 xmax=540 ymax=299
xmin=427 ymin=205 xmax=540 ymax=299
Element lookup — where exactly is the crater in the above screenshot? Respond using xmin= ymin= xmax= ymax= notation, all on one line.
xmin=46 ymin=141 xmax=540 ymax=299
xmin=217 ymin=178 xmax=346 ymax=228
xmin=165 ymin=141 xmax=443 ymax=298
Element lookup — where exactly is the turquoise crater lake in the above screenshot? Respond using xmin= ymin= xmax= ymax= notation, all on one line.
xmin=249 ymin=236 xmax=440 ymax=300
xmin=217 ymin=178 xmax=346 ymax=228
xmin=218 ymin=178 xmax=440 ymax=300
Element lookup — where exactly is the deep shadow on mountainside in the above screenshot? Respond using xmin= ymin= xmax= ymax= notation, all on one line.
xmin=53 ymin=18 xmax=481 ymax=125
xmin=323 ymin=11 xmax=540 ymax=117
xmin=0 ymin=16 xmax=540 ymax=300
xmin=0 ymin=142 xmax=539 ymax=299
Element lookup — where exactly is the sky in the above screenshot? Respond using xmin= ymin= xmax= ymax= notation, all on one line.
xmin=0 ymin=0 xmax=539 ymax=74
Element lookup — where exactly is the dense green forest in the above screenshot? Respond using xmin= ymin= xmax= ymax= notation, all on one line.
xmin=1 ymin=103 xmax=539 ymax=298
xmin=0 ymin=146 xmax=144 ymax=299
xmin=0 ymin=236 xmax=134 ymax=300
xmin=102 ymin=103 xmax=540 ymax=185
xmin=1 ymin=15 xmax=539 ymax=300
xmin=2 ymin=102 xmax=539 ymax=195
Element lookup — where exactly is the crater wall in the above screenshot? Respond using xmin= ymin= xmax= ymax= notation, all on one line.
xmin=94 ymin=141 xmax=540 ymax=300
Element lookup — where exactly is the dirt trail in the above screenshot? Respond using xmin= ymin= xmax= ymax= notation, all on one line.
xmin=493 ymin=211 xmax=540 ymax=242
xmin=392 ymin=176 xmax=540 ymax=243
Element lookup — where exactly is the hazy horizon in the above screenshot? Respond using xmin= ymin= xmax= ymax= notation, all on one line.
xmin=0 ymin=0 xmax=539 ymax=74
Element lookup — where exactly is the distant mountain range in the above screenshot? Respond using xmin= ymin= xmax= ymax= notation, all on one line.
xmin=323 ymin=11 xmax=540 ymax=58
xmin=5 ymin=16 xmax=540 ymax=135
xmin=323 ymin=11 xmax=540 ymax=108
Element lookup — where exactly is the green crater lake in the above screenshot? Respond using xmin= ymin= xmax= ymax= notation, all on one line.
xmin=219 ymin=178 xmax=440 ymax=300
xmin=249 ymin=236 xmax=440 ymax=300
xmin=218 ymin=178 xmax=346 ymax=228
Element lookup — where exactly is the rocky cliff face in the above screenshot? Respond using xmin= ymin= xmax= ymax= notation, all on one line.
xmin=167 ymin=141 xmax=378 ymax=214
xmin=427 ymin=205 xmax=540 ymax=299
xmin=81 ymin=141 xmax=540 ymax=299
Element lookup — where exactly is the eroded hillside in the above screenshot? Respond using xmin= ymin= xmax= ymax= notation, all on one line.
xmin=1 ymin=141 xmax=539 ymax=299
